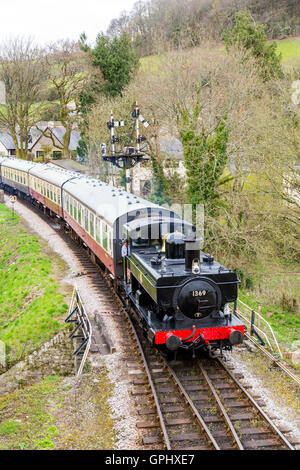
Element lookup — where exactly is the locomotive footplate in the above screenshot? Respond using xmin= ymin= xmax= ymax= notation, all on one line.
xmin=129 ymin=293 xmax=245 ymax=351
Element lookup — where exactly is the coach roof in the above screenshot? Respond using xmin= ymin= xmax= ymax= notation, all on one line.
xmin=29 ymin=164 xmax=80 ymax=187
xmin=0 ymin=157 xmax=39 ymax=172
xmin=63 ymin=176 xmax=161 ymax=226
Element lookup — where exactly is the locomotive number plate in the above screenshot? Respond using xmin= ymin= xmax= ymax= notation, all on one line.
xmin=192 ymin=290 xmax=207 ymax=297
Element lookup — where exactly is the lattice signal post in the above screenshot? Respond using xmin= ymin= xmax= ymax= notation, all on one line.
xmin=102 ymin=103 xmax=150 ymax=192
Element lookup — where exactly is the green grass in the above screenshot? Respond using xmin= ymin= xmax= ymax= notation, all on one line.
xmin=0 ymin=203 xmax=69 ymax=365
xmin=276 ymin=37 xmax=300 ymax=65
xmin=0 ymin=375 xmax=61 ymax=450
xmin=140 ymin=37 xmax=300 ymax=73
xmin=237 ymin=258 xmax=300 ymax=349
xmin=0 ymin=371 xmax=116 ymax=450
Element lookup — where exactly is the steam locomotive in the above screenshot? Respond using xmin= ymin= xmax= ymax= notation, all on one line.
xmin=0 ymin=156 xmax=245 ymax=355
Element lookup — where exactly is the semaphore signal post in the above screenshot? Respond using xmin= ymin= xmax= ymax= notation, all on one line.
xmin=102 ymin=102 xmax=150 ymax=192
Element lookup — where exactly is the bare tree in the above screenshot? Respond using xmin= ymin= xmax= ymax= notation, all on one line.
xmin=0 ymin=37 xmax=46 ymax=159
xmin=41 ymin=40 xmax=91 ymax=159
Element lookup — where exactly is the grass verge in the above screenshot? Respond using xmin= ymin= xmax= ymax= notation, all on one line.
xmin=0 ymin=203 xmax=69 ymax=366
xmin=0 ymin=367 xmax=116 ymax=450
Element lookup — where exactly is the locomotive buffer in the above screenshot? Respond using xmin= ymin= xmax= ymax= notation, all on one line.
xmin=102 ymin=103 xmax=149 ymax=192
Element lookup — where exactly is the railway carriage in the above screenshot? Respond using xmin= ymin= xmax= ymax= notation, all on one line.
xmin=0 ymin=157 xmax=35 ymax=196
xmin=0 ymin=157 xmax=245 ymax=356
xmin=28 ymin=165 xmax=79 ymax=218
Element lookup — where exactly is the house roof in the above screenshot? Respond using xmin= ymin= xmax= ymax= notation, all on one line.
xmin=0 ymin=127 xmax=80 ymax=152
xmin=51 ymin=128 xmax=80 ymax=151
xmin=0 ymin=132 xmax=15 ymax=150
xmin=160 ymin=136 xmax=183 ymax=159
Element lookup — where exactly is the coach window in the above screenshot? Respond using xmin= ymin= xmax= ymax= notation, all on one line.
xmin=78 ymin=204 xmax=82 ymax=225
xmin=90 ymin=212 xmax=95 ymax=238
xmin=107 ymin=227 xmax=112 ymax=254
xmin=70 ymin=197 xmax=73 ymax=217
xmin=103 ymin=223 xmax=108 ymax=251
xmin=96 ymin=218 xmax=101 ymax=244
xmin=84 ymin=208 xmax=89 ymax=232
xmin=73 ymin=199 xmax=77 ymax=220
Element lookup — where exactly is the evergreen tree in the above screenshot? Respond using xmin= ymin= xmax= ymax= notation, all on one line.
xmin=149 ymin=156 xmax=170 ymax=205
xmin=76 ymin=137 xmax=88 ymax=162
xmin=223 ymin=10 xmax=283 ymax=80
xmin=90 ymin=32 xmax=139 ymax=98
xmin=180 ymin=106 xmax=230 ymax=217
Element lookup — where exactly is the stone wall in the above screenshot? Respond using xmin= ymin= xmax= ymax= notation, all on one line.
xmin=0 ymin=328 xmax=74 ymax=396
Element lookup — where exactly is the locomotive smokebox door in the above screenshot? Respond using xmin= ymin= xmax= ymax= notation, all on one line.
xmin=175 ymin=278 xmax=222 ymax=319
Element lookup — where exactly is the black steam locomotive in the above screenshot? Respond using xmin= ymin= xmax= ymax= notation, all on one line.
xmin=122 ymin=212 xmax=244 ymax=356
xmin=0 ymin=157 xmax=245 ymax=356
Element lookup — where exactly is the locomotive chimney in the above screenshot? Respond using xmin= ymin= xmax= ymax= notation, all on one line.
xmin=185 ymin=236 xmax=201 ymax=272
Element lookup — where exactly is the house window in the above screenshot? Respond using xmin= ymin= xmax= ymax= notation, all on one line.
xmin=140 ymin=180 xmax=151 ymax=196
xmin=36 ymin=151 xmax=44 ymax=160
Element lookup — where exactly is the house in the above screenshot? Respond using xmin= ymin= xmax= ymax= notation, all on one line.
xmin=0 ymin=131 xmax=16 ymax=156
xmin=0 ymin=125 xmax=81 ymax=160
xmin=29 ymin=127 xmax=80 ymax=160
xmin=131 ymin=135 xmax=185 ymax=196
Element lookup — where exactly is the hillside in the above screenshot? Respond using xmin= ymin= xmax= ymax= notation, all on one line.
xmin=107 ymin=0 xmax=300 ymax=56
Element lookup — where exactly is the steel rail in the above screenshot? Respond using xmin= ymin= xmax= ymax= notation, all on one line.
xmin=217 ymin=357 xmax=295 ymax=450
xmin=196 ymin=360 xmax=244 ymax=450
xmin=124 ymin=311 xmax=171 ymax=450
xmin=161 ymin=358 xmax=220 ymax=450
xmin=245 ymin=333 xmax=300 ymax=386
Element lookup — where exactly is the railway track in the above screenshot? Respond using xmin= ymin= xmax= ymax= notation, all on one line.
xmin=121 ymin=311 xmax=296 ymax=450
xmin=7 ymin=195 xmax=298 ymax=451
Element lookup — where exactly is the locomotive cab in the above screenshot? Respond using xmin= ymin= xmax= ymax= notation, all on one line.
xmin=122 ymin=212 xmax=244 ymax=354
